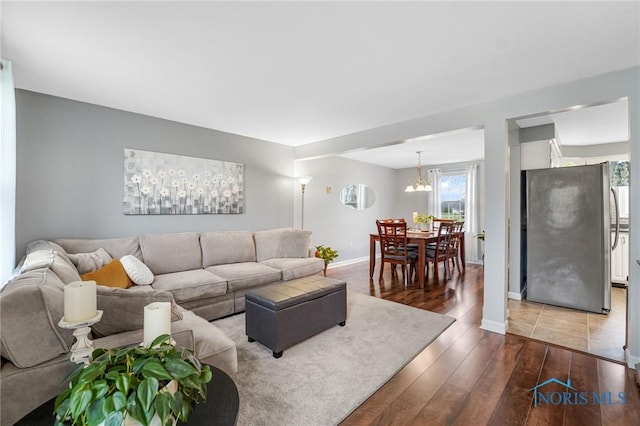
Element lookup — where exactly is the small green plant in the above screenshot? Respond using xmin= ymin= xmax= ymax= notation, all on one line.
xmin=315 ymin=245 xmax=339 ymax=263
xmin=54 ymin=334 xmax=212 ymax=426
xmin=415 ymin=214 xmax=434 ymax=224
xmin=315 ymin=245 xmax=339 ymax=276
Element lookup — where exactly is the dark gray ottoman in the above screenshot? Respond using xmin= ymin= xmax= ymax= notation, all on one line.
xmin=245 ymin=276 xmax=347 ymax=358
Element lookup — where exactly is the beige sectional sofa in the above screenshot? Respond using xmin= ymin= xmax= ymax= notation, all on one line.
xmin=0 ymin=228 xmax=324 ymax=425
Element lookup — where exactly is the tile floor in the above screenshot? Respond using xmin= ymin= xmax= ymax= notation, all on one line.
xmin=507 ymin=287 xmax=627 ymax=362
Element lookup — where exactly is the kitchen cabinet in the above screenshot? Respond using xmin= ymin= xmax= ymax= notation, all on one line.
xmin=611 ymin=231 xmax=629 ymax=284
xmin=521 ymin=139 xmax=562 ymax=170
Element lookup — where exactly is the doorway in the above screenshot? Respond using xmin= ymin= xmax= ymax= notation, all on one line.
xmin=507 ymin=99 xmax=630 ymax=363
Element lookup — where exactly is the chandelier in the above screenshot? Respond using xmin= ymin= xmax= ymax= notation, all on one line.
xmin=405 ymin=151 xmax=432 ymax=192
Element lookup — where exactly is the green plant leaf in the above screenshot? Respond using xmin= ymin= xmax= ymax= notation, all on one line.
xmin=141 ymin=360 xmax=173 ymax=381
xmin=62 ymin=363 xmax=86 ymax=384
xmin=111 ymin=391 xmax=127 ymax=412
xmin=201 ymin=366 xmax=212 ymax=384
xmin=133 ymin=357 xmax=151 ymax=374
xmin=115 ymin=374 xmax=130 ymax=394
xmin=137 ymin=377 xmax=159 ymax=412
xmin=53 ymin=397 xmax=69 ymax=419
xmin=154 ymin=392 xmax=172 ymax=425
xmin=151 ymin=333 xmax=171 ymax=347
xmin=179 ymin=394 xmax=191 ymax=421
xmin=164 ymin=357 xmax=197 ymax=379
xmin=170 ymin=392 xmax=183 ymax=416
xmin=92 ymin=380 xmax=109 ymax=400
xmin=69 ymin=389 xmax=93 ymax=420
xmin=180 ymin=375 xmax=201 ymax=390
xmin=104 ymin=411 xmax=124 ymax=426
xmin=87 ymin=399 xmax=106 ymax=425
xmin=54 ymin=388 xmax=71 ymax=411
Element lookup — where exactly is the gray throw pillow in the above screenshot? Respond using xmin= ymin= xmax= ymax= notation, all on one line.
xmin=92 ymin=286 xmax=181 ymax=338
xmin=67 ymin=248 xmax=113 ymax=274
xmin=50 ymin=253 xmax=82 ymax=284
xmin=276 ymin=230 xmax=312 ymax=258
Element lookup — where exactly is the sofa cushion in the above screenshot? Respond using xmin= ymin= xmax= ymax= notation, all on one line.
xmin=55 ymin=237 xmax=142 ymax=260
xmin=81 ymin=259 xmax=133 ymax=289
xmin=140 ymin=232 xmax=202 ymax=274
xmin=152 ymin=270 xmax=227 ymax=303
xmin=0 ymin=269 xmax=74 ymax=368
xmin=200 ymin=231 xmax=256 ymax=267
xmin=260 ymin=257 xmax=324 ymax=281
xmin=67 ymin=248 xmax=113 ymax=274
xmin=206 ymin=262 xmax=281 ymax=291
xmin=254 ymin=228 xmax=312 ymax=261
xmin=91 ymin=286 xmax=179 ymax=338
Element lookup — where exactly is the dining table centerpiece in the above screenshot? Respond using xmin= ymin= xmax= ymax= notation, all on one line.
xmin=53 ymin=334 xmax=212 ymax=426
xmin=315 ymin=245 xmax=339 ymax=276
xmin=415 ymin=213 xmax=434 ymax=231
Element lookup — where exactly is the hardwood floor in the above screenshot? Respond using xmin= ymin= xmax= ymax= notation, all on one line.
xmin=325 ymin=261 xmax=640 ymax=425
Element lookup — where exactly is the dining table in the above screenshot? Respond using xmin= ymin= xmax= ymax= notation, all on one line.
xmin=369 ymin=230 xmax=465 ymax=288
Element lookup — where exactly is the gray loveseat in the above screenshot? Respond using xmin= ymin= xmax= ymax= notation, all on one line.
xmin=1 ymin=227 xmax=324 ymax=425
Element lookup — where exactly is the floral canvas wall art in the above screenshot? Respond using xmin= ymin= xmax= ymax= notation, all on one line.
xmin=123 ymin=149 xmax=244 ymax=215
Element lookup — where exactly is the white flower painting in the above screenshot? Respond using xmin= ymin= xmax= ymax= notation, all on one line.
xmin=123 ymin=149 xmax=244 ymax=215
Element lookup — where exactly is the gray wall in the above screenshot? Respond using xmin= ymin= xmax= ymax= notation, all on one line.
xmin=294 ymin=155 xmax=486 ymax=263
xmin=294 ymin=156 xmax=396 ymax=262
xmin=15 ymin=90 xmax=294 ymax=257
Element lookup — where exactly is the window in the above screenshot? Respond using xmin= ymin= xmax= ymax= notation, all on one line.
xmin=439 ymin=172 xmax=466 ymax=222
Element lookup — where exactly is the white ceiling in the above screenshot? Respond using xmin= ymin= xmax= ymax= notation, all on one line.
xmin=2 ymin=1 xmax=639 ymax=168
xmin=515 ymin=99 xmax=630 ymax=146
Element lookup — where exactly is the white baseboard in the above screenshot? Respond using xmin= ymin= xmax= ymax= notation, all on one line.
xmin=481 ymin=318 xmax=508 ymax=335
xmin=625 ymin=347 xmax=640 ymax=370
xmin=508 ymin=291 xmax=522 ymax=301
xmin=327 ymin=256 xmax=372 ymax=269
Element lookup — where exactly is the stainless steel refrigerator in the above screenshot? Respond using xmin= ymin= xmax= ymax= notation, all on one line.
xmin=524 ymin=163 xmax=619 ymax=313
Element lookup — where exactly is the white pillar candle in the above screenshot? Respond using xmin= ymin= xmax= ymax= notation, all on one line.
xmin=64 ymin=281 xmax=97 ymax=323
xmin=412 ymin=212 xmax=418 ymax=223
xmin=143 ymin=302 xmax=172 ymax=346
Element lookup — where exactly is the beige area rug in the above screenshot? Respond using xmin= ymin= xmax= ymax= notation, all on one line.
xmin=213 ymin=291 xmax=455 ymax=426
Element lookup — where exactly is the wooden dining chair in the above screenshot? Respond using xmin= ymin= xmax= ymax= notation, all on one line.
xmin=425 ymin=221 xmax=455 ymax=282
xmin=376 ymin=220 xmax=418 ymax=287
xmin=446 ymin=221 xmax=465 ymax=274
xmin=432 ymin=218 xmax=455 ymax=233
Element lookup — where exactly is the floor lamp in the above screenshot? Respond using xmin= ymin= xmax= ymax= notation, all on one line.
xmin=298 ymin=176 xmax=312 ymax=229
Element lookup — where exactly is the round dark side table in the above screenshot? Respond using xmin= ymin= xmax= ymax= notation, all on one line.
xmin=15 ymin=366 xmax=239 ymax=425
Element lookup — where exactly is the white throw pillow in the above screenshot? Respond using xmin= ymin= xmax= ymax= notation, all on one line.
xmin=120 ymin=255 xmax=154 ymax=285
xmin=20 ymin=249 xmax=55 ymax=272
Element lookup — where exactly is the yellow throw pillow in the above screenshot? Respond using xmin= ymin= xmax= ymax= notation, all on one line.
xmin=81 ymin=259 xmax=133 ymax=289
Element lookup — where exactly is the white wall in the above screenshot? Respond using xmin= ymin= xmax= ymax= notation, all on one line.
xmin=293 ymin=156 xmax=397 ymax=263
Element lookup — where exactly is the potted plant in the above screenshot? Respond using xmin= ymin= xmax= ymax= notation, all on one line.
xmin=315 ymin=245 xmax=339 ymax=276
xmin=415 ymin=213 xmax=434 ymax=231
xmin=54 ymin=334 xmax=212 ymax=426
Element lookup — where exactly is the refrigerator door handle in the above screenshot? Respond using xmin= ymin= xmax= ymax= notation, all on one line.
xmin=611 ymin=187 xmax=620 ymax=251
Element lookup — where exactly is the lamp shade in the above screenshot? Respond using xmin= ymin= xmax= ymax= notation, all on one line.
xmin=298 ymin=176 xmax=313 ymax=185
